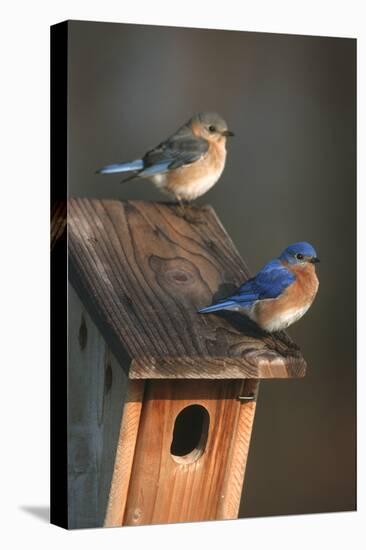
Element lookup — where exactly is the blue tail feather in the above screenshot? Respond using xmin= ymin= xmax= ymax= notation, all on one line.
xmin=96 ymin=159 xmax=144 ymax=174
xmin=198 ymin=300 xmax=236 ymax=314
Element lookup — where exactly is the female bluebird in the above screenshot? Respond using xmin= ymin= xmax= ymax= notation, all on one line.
xmin=96 ymin=112 xmax=234 ymax=203
xmin=198 ymin=242 xmax=320 ymax=333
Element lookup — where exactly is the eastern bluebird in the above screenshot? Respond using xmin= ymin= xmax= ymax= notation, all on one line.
xmin=198 ymin=242 xmax=320 ymax=333
xmin=96 ymin=112 xmax=234 ymax=203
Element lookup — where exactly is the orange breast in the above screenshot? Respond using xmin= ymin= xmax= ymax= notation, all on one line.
xmin=165 ymin=139 xmax=227 ymax=198
xmin=255 ymin=263 xmax=319 ymax=330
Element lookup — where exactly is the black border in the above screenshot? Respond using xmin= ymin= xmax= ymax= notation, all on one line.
xmin=50 ymin=20 xmax=69 ymax=529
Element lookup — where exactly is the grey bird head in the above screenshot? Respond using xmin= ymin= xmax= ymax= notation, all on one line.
xmin=189 ymin=112 xmax=234 ymax=141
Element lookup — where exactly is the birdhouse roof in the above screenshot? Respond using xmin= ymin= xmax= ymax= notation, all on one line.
xmin=65 ymin=198 xmax=306 ymax=380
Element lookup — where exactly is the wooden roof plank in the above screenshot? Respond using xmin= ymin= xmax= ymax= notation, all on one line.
xmin=67 ymin=198 xmax=306 ymax=379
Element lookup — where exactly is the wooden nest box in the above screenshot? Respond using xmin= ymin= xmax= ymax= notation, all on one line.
xmin=63 ymin=198 xmax=306 ymax=528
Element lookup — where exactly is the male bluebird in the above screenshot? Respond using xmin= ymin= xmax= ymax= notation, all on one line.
xmin=198 ymin=242 xmax=320 ymax=333
xmin=96 ymin=112 xmax=234 ymax=203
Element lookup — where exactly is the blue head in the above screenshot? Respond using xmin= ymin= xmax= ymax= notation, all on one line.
xmin=279 ymin=242 xmax=320 ymax=266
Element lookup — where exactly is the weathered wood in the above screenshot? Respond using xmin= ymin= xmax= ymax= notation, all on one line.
xmin=68 ymin=198 xmax=306 ymax=379
xmin=129 ymin=354 xmax=305 ymax=379
xmin=104 ymin=380 xmax=145 ymax=527
xmin=51 ymin=200 xmax=67 ymax=250
xmin=122 ymin=379 xmax=254 ymax=526
xmin=217 ymin=379 xmax=259 ymax=519
xmin=67 ymin=284 xmax=129 ymax=528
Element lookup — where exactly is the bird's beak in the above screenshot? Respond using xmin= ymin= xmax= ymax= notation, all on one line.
xmin=222 ymin=130 xmax=235 ymax=137
xmin=310 ymin=257 xmax=320 ymax=264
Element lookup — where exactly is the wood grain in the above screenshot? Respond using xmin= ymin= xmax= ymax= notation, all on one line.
xmin=68 ymin=199 xmax=306 ymax=379
xmin=51 ymin=200 xmax=67 ymax=250
xmin=129 ymin=354 xmax=305 ymax=379
xmin=104 ymin=380 xmax=145 ymax=527
xmin=217 ymin=379 xmax=259 ymax=519
xmin=123 ymin=380 xmax=254 ymax=526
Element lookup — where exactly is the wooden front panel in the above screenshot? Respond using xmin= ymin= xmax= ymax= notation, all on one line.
xmin=104 ymin=380 xmax=145 ymax=527
xmin=123 ymin=380 xmax=256 ymax=526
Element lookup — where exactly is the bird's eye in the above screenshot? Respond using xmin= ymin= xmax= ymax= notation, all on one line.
xmin=208 ymin=125 xmax=216 ymax=132
xmin=296 ymin=253 xmax=304 ymax=260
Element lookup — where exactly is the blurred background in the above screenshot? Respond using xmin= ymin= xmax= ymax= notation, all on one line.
xmin=67 ymin=20 xmax=356 ymax=518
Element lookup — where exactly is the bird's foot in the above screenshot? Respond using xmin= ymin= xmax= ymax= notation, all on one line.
xmin=272 ymin=330 xmax=301 ymax=352
xmin=175 ymin=200 xmax=206 ymax=225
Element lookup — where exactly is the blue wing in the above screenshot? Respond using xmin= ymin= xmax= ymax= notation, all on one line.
xmin=140 ymin=125 xmax=209 ymax=175
xmin=198 ymin=260 xmax=295 ymax=313
xmin=96 ymin=124 xmax=209 ymax=178
xmin=235 ymin=260 xmax=295 ymax=301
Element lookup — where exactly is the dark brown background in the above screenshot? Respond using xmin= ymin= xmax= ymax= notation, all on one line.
xmin=67 ymin=20 xmax=356 ymax=518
